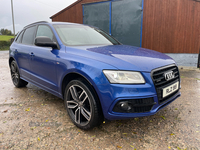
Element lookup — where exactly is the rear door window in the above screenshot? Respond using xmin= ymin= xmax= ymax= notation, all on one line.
xmin=21 ymin=26 xmax=37 ymax=45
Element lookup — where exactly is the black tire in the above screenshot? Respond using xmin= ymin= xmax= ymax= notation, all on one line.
xmin=64 ymin=79 xmax=103 ymax=130
xmin=10 ymin=60 xmax=28 ymax=88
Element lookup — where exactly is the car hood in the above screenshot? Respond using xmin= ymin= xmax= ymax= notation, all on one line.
xmin=66 ymin=45 xmax=175 ymax=72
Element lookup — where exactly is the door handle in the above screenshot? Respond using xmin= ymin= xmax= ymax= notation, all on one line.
xmin=30 ymin=52 xmax=35 ymax=57
xmin=14 ymin=49 xmax=18 ymax=54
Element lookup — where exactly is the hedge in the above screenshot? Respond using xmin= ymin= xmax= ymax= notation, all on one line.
xmin=0 ymin=40 xmax=12 ymax=50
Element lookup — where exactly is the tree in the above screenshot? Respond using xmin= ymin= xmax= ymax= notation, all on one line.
xmin=0 ymin=28 xmax=13 ymax=35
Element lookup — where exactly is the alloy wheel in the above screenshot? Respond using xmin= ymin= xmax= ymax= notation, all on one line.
xmin=11 ymin=62 xmax=19 ymax=86
xmin=66 ymin=84 xmax=92 ymax=126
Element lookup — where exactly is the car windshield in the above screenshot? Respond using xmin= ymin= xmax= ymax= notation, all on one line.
xmin=53 ymin=24 xmax=119 ymax=46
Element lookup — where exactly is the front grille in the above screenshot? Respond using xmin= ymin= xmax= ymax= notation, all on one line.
xmin=151 ymin=64 xmax=180 ymax=104
xmin=113 ymin=97 xmax=156 ymax=113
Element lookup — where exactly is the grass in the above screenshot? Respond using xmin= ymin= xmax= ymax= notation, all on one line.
xmin=0 ymin=35 xmax=14 ymax=41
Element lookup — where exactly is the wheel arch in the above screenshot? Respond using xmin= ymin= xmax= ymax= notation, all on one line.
xmin=9 ymin=57 xmax=16 ymax=67
xmin=61 ymin=71 xmax=104 ymax=118
xmin=61 ymin=72 xmax=92 ymax=97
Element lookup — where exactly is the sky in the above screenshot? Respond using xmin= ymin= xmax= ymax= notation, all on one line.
xmin=0 ymin=0 xmax=77 ymax=34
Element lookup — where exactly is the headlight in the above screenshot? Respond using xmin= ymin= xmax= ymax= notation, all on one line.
xmin=103 ymin=70 xmax=145 ymax=84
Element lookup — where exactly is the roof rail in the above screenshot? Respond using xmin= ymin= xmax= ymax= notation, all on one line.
xmin=24 ymin=21 xmax=48 ymax=29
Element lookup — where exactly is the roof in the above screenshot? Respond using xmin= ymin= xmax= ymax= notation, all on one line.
xmin=50 ymin=0 xmax=83 ymax=19
xmin=50 ymin=22 xmax=80 ymax=25
xmin=24 ymin=21 xmax=48 ymax=29
xmin=23 ymin=21 xmax=83 ymax=29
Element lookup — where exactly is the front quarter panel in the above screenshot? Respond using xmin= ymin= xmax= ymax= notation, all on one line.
xmin=56 ymin=48 xmax=117 ymax=110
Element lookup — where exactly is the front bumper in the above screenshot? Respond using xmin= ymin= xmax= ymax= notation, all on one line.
xmin=96 ymin=71 xmax=181 ymax=120
xmin=106 ymin=90 xmax=180 ymax=120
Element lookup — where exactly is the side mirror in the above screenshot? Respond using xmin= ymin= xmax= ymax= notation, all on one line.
xmin=35 ymin=36 xmax=58 ymax=49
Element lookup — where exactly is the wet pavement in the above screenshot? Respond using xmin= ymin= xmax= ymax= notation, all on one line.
xmin=0 ymin=51 xmax=200 ymax=150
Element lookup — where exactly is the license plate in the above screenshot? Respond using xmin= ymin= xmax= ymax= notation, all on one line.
xmin=162 ymin=81 xmax=179 ymax=98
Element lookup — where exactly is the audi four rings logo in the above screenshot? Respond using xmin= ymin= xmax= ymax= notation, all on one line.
xmin=164 ymin=71 xmax=175 ymax=81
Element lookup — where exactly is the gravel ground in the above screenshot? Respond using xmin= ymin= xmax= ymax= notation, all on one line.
xmin=0 ymin=51 xmax=200 ymax=150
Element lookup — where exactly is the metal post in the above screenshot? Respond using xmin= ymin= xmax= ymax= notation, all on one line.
xmin=197 ymin=49 xmax=200 ymax=68
xmin=11 ymin=0 xmax=15 ymax=39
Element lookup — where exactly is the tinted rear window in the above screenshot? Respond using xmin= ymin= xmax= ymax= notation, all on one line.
xmin=22 ymin=26 xmax=36 ymax=45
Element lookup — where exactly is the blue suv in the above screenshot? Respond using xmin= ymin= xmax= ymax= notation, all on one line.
xmin=9 ymin=21 xmax=181 ymax=130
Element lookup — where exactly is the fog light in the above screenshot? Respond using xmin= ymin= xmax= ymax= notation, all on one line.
xmin=119 ymin=101 xmax=131 ymax=111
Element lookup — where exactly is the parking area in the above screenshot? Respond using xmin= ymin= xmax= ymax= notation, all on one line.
xmin=0 ymin=51 xmax=200 ymax=150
